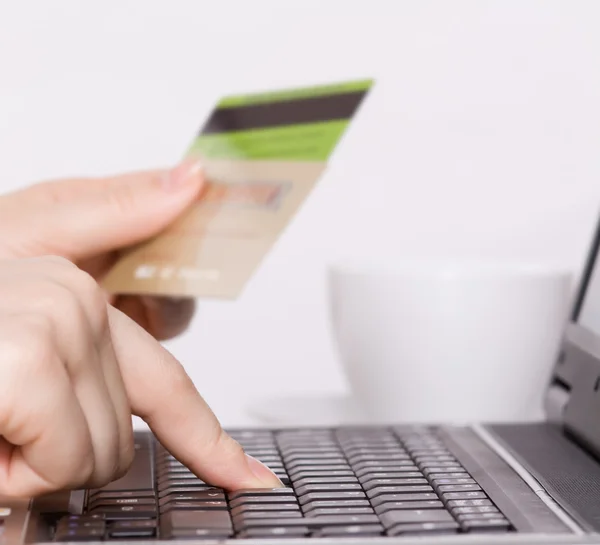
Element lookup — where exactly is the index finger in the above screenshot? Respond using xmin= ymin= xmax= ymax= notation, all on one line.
xmin=106 ymin=306 xmax=281 ymax=490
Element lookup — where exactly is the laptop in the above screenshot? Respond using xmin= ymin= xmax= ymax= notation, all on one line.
xmin=5 ymin=223 xmax=600 ymax=544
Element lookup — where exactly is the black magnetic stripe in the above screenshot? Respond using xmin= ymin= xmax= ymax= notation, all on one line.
xmin=199 ymin=91 xmax=367 ymax=135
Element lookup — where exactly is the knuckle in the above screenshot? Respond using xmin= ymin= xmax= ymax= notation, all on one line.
xmin=45 ymin=266 xmax=108 ymax=334
xmin=69 ymin=268 xmax=106 ymax=313
xmin=39 ymin=282 xmax=80 ymax=318
xmin=0 ymin=320 xmax=56 ymax=415
xmin=3 ymin=318 xmax=56 ymax=371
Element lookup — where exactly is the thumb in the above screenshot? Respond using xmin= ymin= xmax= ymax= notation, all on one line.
xmin=8 ymin=159 xmax=204 ymax=261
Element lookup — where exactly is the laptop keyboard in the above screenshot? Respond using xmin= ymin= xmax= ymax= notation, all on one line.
xmin=53 ymin=427 xmax=513 ymax=540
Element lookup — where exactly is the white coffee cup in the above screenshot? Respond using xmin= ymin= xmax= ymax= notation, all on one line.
xmin=328 ymin=260 xmax=573 ymax=424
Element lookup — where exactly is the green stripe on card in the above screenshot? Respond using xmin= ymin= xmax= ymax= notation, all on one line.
xmin=186 ymin=120 xmax=349 ymax=161
xmin=217 ymin=79 xmax=374 ymax=109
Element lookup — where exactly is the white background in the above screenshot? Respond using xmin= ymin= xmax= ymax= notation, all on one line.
xmin=1 ymin=1 xmax=599 ymax=427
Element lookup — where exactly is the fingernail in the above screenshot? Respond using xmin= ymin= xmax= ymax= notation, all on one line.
xmin=245 ymin=455 xmax=283 ymax=487
xmin=162 ymin=158 xmax=204 ymax=191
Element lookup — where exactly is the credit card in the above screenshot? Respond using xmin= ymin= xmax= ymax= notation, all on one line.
xmin=102 ymin=78 xmax=373 ymax=299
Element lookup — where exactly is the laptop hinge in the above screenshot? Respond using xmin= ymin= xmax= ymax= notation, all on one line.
xmin=561 ymin=325 xmax=600 ymax=459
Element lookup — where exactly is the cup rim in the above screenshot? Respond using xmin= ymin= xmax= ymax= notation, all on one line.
xmin=328 ymin=258 xmax=572 ymax=279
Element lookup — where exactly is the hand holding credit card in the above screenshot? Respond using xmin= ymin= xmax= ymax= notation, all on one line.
xmin=102 ymin=79 xmax=373 ymax=299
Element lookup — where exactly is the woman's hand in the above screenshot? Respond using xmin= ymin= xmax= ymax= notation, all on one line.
xmin=0 ymin=256 xmax=280 ymax=498
xmin=0 ymin=160 xmax=204 ymax=341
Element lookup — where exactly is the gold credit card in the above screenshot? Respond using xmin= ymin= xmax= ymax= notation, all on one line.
xmin=102 ymin=79 xmax=373 ymax=299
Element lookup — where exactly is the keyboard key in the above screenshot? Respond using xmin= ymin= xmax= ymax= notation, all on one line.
xmin=157 ymin=473 xmax=201 ymax=484
xmin=161 ymin=510 xmax=233 ymax=531
xmin=345 ymin=448 xmax=407 ymax=456
xmin=452 ymin=506 xmax=499 ymax=515
xmin=249 ymin=454 xmax=282 ymax=461
xmin=462 ymin=518 xmax=511 ymax=532
xmin=165 ymin=528 xmax=234 ymax=539
xmin=387 ymin=521 xmax=460 ymax=536
xmin=341 ymin=442 xmax=399 ymax=450
xmin=298 ymin=492 xmax=366 ymax=505
xmin=290 ymin=470 xmax=355 ymax=480
xmin=293 ymin=477 xmax=358 ymax=486
xmin=158 ymin=487 xmax=221 ymax=499
xmin=288 ymin=465 xmax=351 ymax=477
xmin=229 ymin=496 xmax=299 ymax=509
xmin=437 ymin=484 xmax=482 ymax=493
xmin=295 ymin=483 xmax=363 ymax=495
xmin=442 ymin=491 xmax=487 ymax=500
xmin=349 ymin=454 xmax=410 ymax=463
xmin=238 ymin=527 xmax=309 ymax=538
xmin=308 ymin=507 xmax=375 ymax=516
xmin=359 ymin=472 xmax=423 ymax=482
xmin=380 ymin=509 xmax=455 ymax=528
xmin=370 ymin=493 xmax=439 ymax=507
xmin=409 ymin=449 xmax=450 ymax=456
xmin=457 ymin=513 xmax=509 ymax=521
xmin=419 ymin=461 xmax=461 ymax=469
xmin=415 ymin=456 xmax=457 ymax=464
xmin=157 ymin=479 xmax=208 ymax=490
xmin=284 ymin=453 xmax=344 ymax=462
xmin=58 ymin=514 xmax=104 ymax=523
xmin=237 ymin=514 xmax=380 ymax=530
xmin=54 ymin=527 xmax=105 ymax=541
xmin=88 ymin=490 xmax=155 ymax=501
xmin=447 ymin=499 xmax=492 ymax=508
xmin=423 ymin=469 xmax=470 ymax=478
xmin=56 ymin=520 xmax=105 ymax=531
xmin=159 ymin=491 xmax=225 ymax=506
xmin=232 ymin=511 xmax=303 ymax=521
xmin=262 ymin=463 xmax=285 ymax=470
xmin=312 ymin=524 xmax=384 ymax=537
xmin=88 ymin=497 xmax=155 ymax=509
xmin=432 ymin=478 xmax=476 ymax=486
xmin=363 ymin=478 xmax=428 ymax=490
xmin=366 ymin=485 xmax=434 ymax=499
xmin=280 ymin=446 xmax=341 ymax=454
xmin=287 ymin=459 xmax=347 ymax=470
xmin=303 ymin=500 xmax=371 ymax=511
xmin=374 ymin=501 xmax=443 ymax=514
xmin=355 ymin=465 xmax=419 ymax=477
xmin=228 ymin=488 xmax=295 ymax=501
xmin=279 ymin=439 xmax=336 ymax=446
xmin=108 ymin=520 xmax=156 ymax=539
xmin=89 ymin=505 xmax=157 ymax=520
xmin=354 ymin=461 xmax=416 ymax=471
xmin=161 ymin=500 xmax=228 ymax=512
xmin=231 ymin=504 xmax=301 ymax=515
